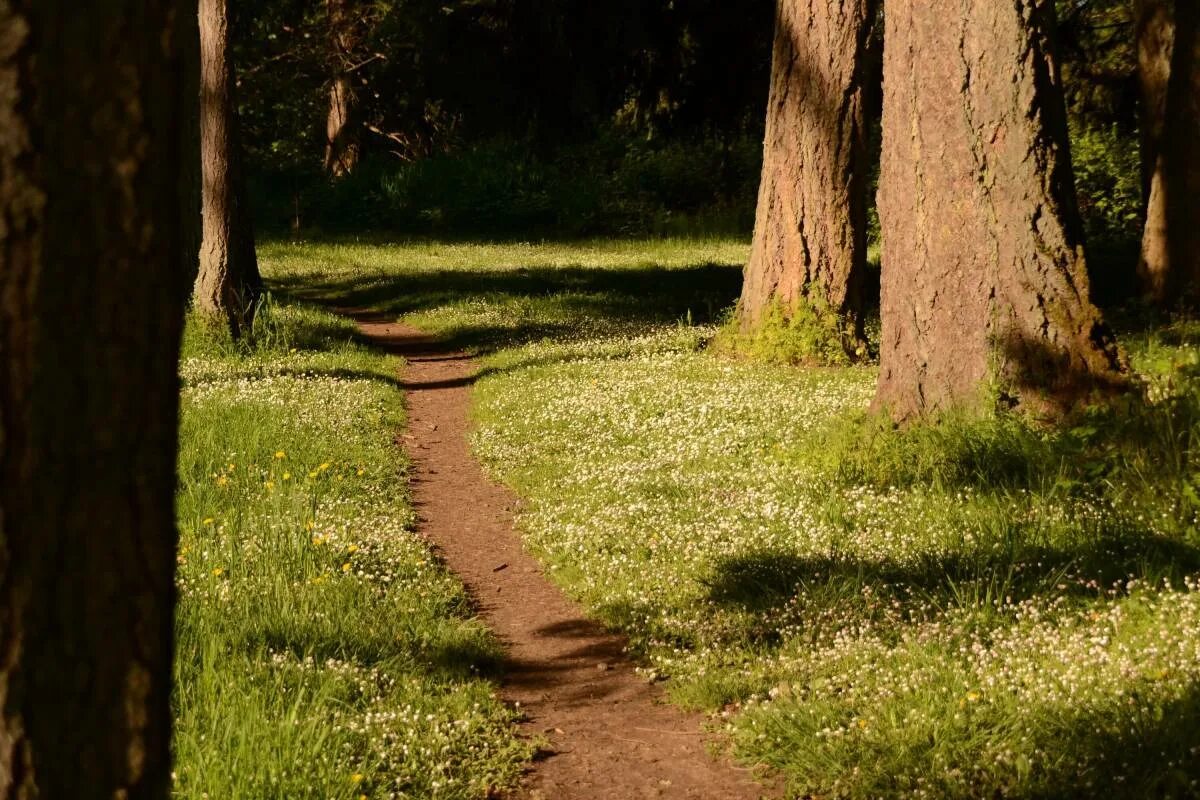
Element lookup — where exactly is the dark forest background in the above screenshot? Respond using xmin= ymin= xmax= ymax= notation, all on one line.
xmin=238 ymin=0 xmax=1139 ymax=264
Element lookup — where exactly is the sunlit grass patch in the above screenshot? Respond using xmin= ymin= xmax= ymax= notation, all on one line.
xmin=173 ymin=300 xmax=529 ymax=799
xmin=467 ymin=319 xmax=1200 ymax=798
xmin=265 ymin=239 xmax=1200 ymax=799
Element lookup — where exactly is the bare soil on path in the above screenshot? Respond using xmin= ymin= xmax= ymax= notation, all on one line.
xmin=352 ymin=315 xmax=768 ymax=800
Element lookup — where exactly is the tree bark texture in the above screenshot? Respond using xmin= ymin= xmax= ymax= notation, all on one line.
xmin=874 ymin=0 xmax=1124 ymax=420
xmin=0 ymin=0 xmax=193 ymax=796
xmin=1136 ymin=0 xmax=1200 ymax=305
xmin=180 ymin=1 xmax=203 ymax=296
xmin=324 ymin=0 xmax=361 ymax=177
xmin=739 ymin=0 xmax=878 ymax=337
xmin=197 ymin=0 xmax=262 ymax=339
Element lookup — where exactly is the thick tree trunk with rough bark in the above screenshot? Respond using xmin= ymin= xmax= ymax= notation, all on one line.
xmin=325 ymin=0 xmax=361 ymax=177
xmin=197 ymin=0 xmax=262 ymax=339
xmin=0 ymin=0 xmax=192 ymax=795
xmin=1136 ymin=0 xmax=1200 ymax=305
xmin=874 ymin=0 xmax=1124 ymax=420
xmin=739 ymin=0 xmax=877 ymax=346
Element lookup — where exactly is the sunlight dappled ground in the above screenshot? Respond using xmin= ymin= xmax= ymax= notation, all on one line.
xmin=264 ymin=239 xmax=1200 ymax=799
xmin=173 ymin=303 xmax=529 ymax=799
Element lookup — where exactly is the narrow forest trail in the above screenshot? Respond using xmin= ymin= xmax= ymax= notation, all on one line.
xmin=351 ymin=314 xmax=768 ymax=800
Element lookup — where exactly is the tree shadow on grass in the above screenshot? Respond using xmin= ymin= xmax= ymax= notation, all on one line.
xmin=703 ymin=526 xmax=1200 ymax=635
xmin=269 ymin=261 xmax=745 ymax=354
xmin=269 ymin=366 xmax=406 ymax=391
xmin=250 ymin=623 xmax=507 ymax=682
xmin=1019 ymin=680 xmax=1200 ymax=799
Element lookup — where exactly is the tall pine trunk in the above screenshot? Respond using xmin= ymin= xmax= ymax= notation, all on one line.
xmin=874 ymin=0 xmax=1124 ymax=420
xmin=0 ymin=0 xmax=193 ymax=795
xmin=1136 ymin=0 xmax=1200 ymax=305
xmin=738 ymin=0 xmax=878 ymax=350
xmin=324 ymin=0 xmax=361 ymax=177
xmin=197 ymin=0 xmax=262 ymax=339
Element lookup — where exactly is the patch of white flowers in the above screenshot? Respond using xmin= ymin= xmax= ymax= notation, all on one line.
xmin=468 ymin=324 xmax=1200 ymax=797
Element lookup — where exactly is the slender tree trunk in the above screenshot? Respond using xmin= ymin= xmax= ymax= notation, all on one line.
xmin=197 ymin=0 xmax=262 ymax=339
xmin=1137 ymin=0 xmax=1200 ymax=305
xmin=1137 ymin=0 xmax=1174 ymax=206
xmin=324 ymin=0 xmax=361 ymax=177
xmin=738 ymin=0 xmax=878 ymax=350
xmin=181 ymin=0 xmax=203 ymax=294
xmin=0 ymin=0 xmax=193 ymax=795
xmin=874 ymin=0 xmax=1124 ymax=420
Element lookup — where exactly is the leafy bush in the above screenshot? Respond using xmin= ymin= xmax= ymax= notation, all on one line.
xmin=1071 ymin=122 xmax=1142 ymax=247
xmin=713 ymin=297 xmax=864 ymax=367
xmin=251 ymin=133 xmax=761 ymax=238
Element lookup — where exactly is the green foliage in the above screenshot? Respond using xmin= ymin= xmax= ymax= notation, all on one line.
xmin=1057 ymin=0 xmax=1138 ymax=129
xmin=1071 ymin=122 xmax=1143 ymax=246
xmin=173 ymin=300 xmax=529 ymax=799
xmin=714 ymin=296 xmax=861 ymax=367
xmin=252 ymin=134 xmax=761 ymax=238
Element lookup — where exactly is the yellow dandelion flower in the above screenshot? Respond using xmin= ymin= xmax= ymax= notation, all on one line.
xmin=350 ymin=773 xmax=364 ymax=784
xmin=274 ymin=451 xmax=286 ymax=460
xmin=346 ymin=544 xmax=359 ymax=554
xmin=305 ymin=520 xmax=316 ymax=531
xmin=342 ymin=562 xmax=352 ymax=572
xmin=356 ymin=468 xmax=365 ymax=476
xmin=216 ymin=475 xmax=229 ymax=487
xmin=202 ymin=517 xmax=215 ymax=526
xmin=282 ymin=472 xmax=291 ymax=481
xmin=966 ymin=692 xmax=980 ymax=703
xmin=319 ymin=462 xmax=331 ymax=472
xmin=211 ymin=567 xmax=224 ymax=577
xmin=264 ymin=481 xmax=275 ymax=490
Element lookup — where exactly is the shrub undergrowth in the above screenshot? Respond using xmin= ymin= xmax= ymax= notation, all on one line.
xmin=713 ymin=296 xmax=863 ymax=367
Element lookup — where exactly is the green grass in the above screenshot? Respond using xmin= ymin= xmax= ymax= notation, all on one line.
xmin=172 ymin=300 xmax=530 ymax=799
xmin=264 ymin=238 xmax=1200 ymax=799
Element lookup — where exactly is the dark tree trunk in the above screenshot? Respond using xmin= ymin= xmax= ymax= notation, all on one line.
xmin=324 ymin=0 xmax=361 ymax=177
xmin=1137 ymin=0 xmax=1174 ymax=206
xmin=180 ymin=0 xmax=203 ymax=294
xmin=1136 ymin=0 xmax=1200 ymax=305
xmin=874 ymin=0 xmax=1124 ymax=420
xmin=738 ymin=0 xmax=878 ymax=348
xmin=197 ymin=0 xmax=262 ymax=339
xmin=0 ymin=0 xmax=193 ymax=796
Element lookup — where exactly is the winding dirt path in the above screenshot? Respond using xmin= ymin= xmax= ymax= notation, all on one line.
xmin=352 ymin=315 xmax=767 ymax=800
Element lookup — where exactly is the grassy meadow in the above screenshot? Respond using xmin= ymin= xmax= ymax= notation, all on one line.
xmin=172 ymin=302 xmax=530 ymax=798
xmin=203 ymin=237 xmax=1200 ymax=799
